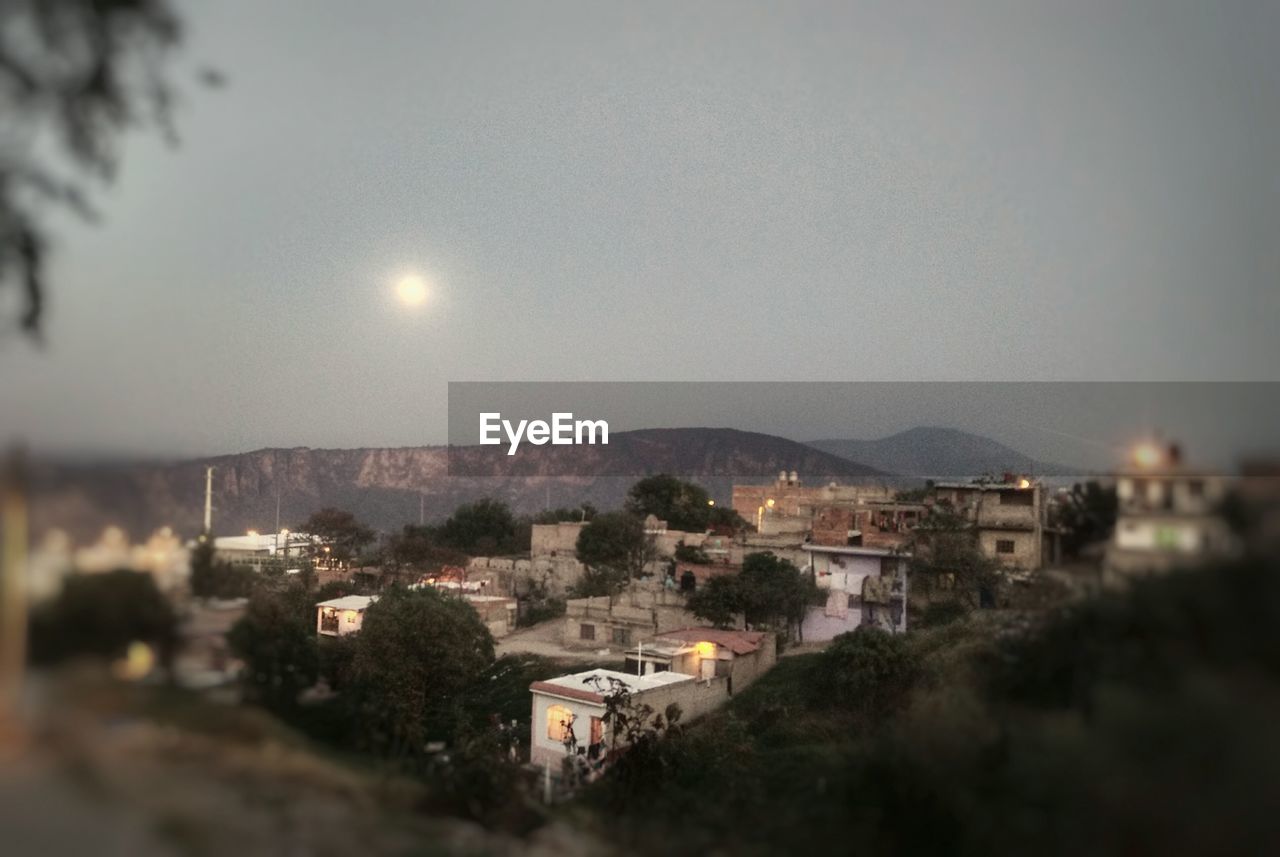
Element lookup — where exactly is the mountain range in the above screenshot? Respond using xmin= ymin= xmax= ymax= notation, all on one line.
xmin=28 ymin=426 xmax=1079 ymax=542
xmin=805 ymin=426 xmax=1082 ymax=478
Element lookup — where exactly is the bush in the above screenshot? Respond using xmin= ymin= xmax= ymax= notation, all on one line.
xmin=29 ymin=569 xmax=178 ymax=669
xmin=809 ymin=627 xmax=921 ymax=721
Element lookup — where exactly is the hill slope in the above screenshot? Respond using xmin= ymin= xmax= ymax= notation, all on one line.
xmin=807 ymin=426 xmax=1082 ymax=478
xmin=31 ymin=428 xmax=887 ymax=540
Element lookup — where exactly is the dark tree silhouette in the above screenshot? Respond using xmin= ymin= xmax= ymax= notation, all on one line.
xmin=0 ymin=0 xmax=210 ymax=340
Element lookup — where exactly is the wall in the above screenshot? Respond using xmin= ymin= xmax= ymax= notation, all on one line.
xmin=529 ymin=676 xmax=731 ymax=767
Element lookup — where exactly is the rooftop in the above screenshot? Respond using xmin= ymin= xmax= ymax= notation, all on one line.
xmin=801 ymin=543 xmax=907 ymax=558
xmin=530 ymin=668 xmax=693 ymax=704
xmin=316 ymin=595 xmax=377 ymax=611
xmin=653 ymin=627 xmax=770 ymax=655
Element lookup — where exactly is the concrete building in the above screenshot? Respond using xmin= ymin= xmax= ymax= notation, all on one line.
xmin=800 ymin=544 xmax=908 ymax=640
xmin=930 ymin=478 xmax=1055 ymax=571
xmin=1104 ymin=442 xmax=1236 ymax=583
xmin=732 ymin=472 xmax=895 ymax=534
xmin=315 ymin=594 xmax=377 ymax=637
xmin=563 ymin=583 xmax=693 ymax=649
xmin=623 ymin=628 xmax=776 ymax=696
xmin=465 ymin=593 xmax=519 ymax=638
xmin=529 ymin=667 xmax=730 ymax=767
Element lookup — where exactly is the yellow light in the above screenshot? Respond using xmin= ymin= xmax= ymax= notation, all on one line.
xmin=247 ymin=529 xmax=259 ymax=537
xmin=766 ymin=498 xmax=775 ymax=509
xmin=695 ymin=641 xmax=716 ymax=659
xmin=707 ymin=499 xmax=715 ymax=507
xmin=1017 ymin=478 xmax=1031 ymax=489
xmin=1132 ymin=442 xmax=1163 ymax=470
xmin=396 ymin=274 xmax=429 ymax=306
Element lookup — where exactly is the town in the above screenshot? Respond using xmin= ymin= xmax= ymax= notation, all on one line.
xmin=7 ymin=432 xmax=1278 ymax=852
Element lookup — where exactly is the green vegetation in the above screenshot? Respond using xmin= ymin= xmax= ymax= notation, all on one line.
xmin=686 ymin=552 xmax=818 ymax=639
xmin=299 ymin=506 xmax=376 ymax=563
xmin=28 ymin=569 xmax=179 ymax=669
xmin=437 ymin=498 xmax=523 ymax=555
xmin=188 ymin=537 xmax=256 ymax=599
xmin=625 ymin=474 xmax=713 ymax=532
xmin=572 ymin=510 xmax=653 ymax=597
xmin=569 ymin=555 xmax=1280 ymax=856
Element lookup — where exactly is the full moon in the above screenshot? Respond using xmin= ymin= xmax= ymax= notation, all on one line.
xmin=396 ymin=275 xmax=429 ymax=307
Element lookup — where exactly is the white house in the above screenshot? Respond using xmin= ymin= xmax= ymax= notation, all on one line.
xmin=315 ymin=595 xmax=378 ymax=636
xmin=800 ymin=543 xmax=908 ymax=640
xmin=528 ymin=667 xmax=728 ymax=767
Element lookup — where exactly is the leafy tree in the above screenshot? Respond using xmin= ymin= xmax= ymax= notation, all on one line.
xmin=384 ymin=524 xmax=468 ymax=572
xmin=531 ymin=503 xmax=597 ymax=524
xmin=438 ymin=498 xmax=521 ymax=556
xmin=298 ymin=507 xmax=375 ymax=564
xmin=673 ymin=541 xmax=712 ymax=564
xmin=625 ymin=474 xmax=712 ymax=532
xmin=686 ymin=574 xmax=742 ymax=629
xmin=910 ymin=508 xmax=1004 ymax=609
xmin=188 ymin=536 xmax=255 ymax=599
xmin=810 ymin=627 xmax=921 ymax=719
xmin=706 ymin=504 xmax=748 ymax=532
xmin=345 ymin=587 xmax=495 ymax=758
xmin=1052 ymin=480 xmax=1118 ymax=558
xmin=1 ymin=0 xmax=201 ymax=340
xmin=227 ymin=583 xmax=319 ymax=713
xmin=737 ymin=552 xmax=818 ymax=638
xmin=28 ymin=569 xmax=178 ymax=669
xmin=574 ymin=511 xmax=654 ymax=598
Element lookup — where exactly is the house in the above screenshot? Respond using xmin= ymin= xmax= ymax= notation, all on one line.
xmin=465 ymin=593 xmax=519 ymax=638
xmin=563 ymin=582 xmax=694 ymax=649
xmin=528 ymin=667 xmax=730 ymax=767
xmin=930 ymin=477 xmax=1056 ymax=571
xmin=315 ymin=595 xmax=377 ymax=636
xmin=624 ymin=627 xmax=776 ymax=695
xmin=800 ymin=544 xmax=908 ymax=640
xmin=1104 ymin=441 xmax=1236 ymax=583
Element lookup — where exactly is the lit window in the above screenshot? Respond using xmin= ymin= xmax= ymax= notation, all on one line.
xmin=547 ymin=704 xmax=574 ymax=742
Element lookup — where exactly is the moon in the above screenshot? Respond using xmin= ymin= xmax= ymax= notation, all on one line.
xmin=395 ymin=274 xmax=429 ymax=307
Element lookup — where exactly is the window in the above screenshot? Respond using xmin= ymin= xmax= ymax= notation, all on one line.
xmin=579 ymin=623 xmax=595 ymax=641
xmin=996 ymin=539 xmax=1016 ymax=554
xmin=589 ymin=716 xmax=604 ymax=747
xmin=547 ymin=704 xmax=574 ymax=742
xmin=612 ymin=627 xmax=631 ymax=645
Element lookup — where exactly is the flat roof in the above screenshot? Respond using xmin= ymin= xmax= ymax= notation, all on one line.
xmin=530 ymin=668 xmax=693 ymax=704
xmin=801 ymin=544 xmax=906 ymax=557
xmin=653 ymin=627 xmax=770 ymax=655
xmin=316 ymin=595 xmax=377 ymax=610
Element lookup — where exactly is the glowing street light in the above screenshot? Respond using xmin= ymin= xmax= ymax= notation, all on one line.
xmin=1131 ymin=441 xmax=1164 ymax=470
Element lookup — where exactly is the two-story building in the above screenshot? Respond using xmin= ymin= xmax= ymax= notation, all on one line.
xmin=930 ymin=478 xmax=1055 ymax=571
xmin=800 ymin=543 xmax=908 ymax=640
xmin=1104 ymin=441 xmax=1236 ymax=583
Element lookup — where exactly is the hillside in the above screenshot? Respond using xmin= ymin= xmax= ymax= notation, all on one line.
xmin=807 ymin=426 xmax=1083 ymax=478
xmin=30 ymin=428 xmax=887 ymax=541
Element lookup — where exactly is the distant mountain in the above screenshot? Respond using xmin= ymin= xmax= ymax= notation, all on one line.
xmin=806 ymin=426 xmax=1083 ymax=479
xmin=30 ymin=427 xmax=887 ymax=541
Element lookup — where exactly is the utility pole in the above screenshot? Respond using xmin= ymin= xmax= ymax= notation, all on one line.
xmin=203 ymin=466 xmax=214 ymax=535
xmin=419 ymin=493 xmax=425 ymax=527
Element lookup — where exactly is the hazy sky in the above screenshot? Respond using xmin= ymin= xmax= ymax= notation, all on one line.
xmin=2 ymin=0 xmax=1278 ymax=456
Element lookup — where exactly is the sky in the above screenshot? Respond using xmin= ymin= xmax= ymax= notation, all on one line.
xmin=1 ymin=0 xmax=1278 ymax=457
